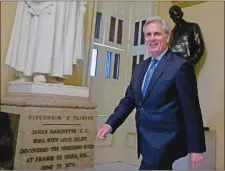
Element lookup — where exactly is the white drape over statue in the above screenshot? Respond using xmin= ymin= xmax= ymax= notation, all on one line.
xmin=5 ymin=1 xmax=86 ymax=83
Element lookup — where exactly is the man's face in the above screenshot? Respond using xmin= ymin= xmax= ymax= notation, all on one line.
xmin=144 ymin=22 xmax=169 ymax=58
xmin=169 ymin=9 xmax=182 ymax=24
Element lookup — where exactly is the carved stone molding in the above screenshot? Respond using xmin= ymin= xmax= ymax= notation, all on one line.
xmin=7 ymin=82 xmax=89 ymax=97
xmin=96 ymin=134 xmax=115 ymax=148
xmin=124 ymin=132 xmax=136 ymax=149
xmin=1 ymin=93 xmax=97 ymax=109
xmin=151 ymin=2 xmax=158 ymax=16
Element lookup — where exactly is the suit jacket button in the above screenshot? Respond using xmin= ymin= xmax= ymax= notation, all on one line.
xmin=141 ymin=108 xmax=143 ymax=110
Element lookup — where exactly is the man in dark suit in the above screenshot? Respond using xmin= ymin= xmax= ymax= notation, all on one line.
xmin=97 ymin=16 xmax=206 ymax=170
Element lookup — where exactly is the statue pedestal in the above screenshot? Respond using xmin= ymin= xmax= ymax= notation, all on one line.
xmin=0 ymin=82 xmax=97 ymax=170
xmin=8 ymin=81 xmax=89 ymax=97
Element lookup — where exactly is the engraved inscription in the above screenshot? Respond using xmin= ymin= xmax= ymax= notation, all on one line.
xmin=17 ymin=114 xmax=95 ymax=170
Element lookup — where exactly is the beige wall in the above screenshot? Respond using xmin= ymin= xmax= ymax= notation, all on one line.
xmin=182 ymin=2 xmax=224 ymax=169
xmin=159 ymin=2 xmax=224 ymax=169
xmin=1 ymin=2 xmax=17 ymax=101
xmin=158 ymin=1 xmax=173 ymax=27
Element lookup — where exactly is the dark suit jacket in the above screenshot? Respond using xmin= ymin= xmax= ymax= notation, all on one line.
xmin=105 ymin=49 xmax=206 ymax=164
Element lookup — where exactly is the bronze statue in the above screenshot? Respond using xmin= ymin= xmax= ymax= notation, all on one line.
xmin=169 ymin=5 xmax=205 ymax=65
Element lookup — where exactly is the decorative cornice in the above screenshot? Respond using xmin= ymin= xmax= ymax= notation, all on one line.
xmin=1 ymin=93 xmax=97 ymax=109
xmin=151 ymin=2 xmax=159 ymax=16
xmin=172 ymin=1 xmax=206 ymax=8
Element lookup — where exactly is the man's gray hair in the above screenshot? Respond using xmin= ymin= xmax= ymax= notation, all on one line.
xmin=143 ymin=16 xmax=170 ymax=34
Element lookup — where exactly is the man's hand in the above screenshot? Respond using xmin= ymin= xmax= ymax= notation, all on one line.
xmin=97 ymin=124 xmax=111 ymax=140
xmin=190 ymin=153 xmax=204 ymax=168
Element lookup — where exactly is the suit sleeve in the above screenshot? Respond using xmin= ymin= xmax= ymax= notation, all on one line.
xmin=105 ymin=76 xmax=136 ymax=134
xmin=176 ymin=62 xmax=206 ymax=153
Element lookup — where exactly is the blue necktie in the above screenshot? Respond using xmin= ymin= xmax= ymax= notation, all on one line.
xmin=142 ymin=59 xmax=158 ymax=97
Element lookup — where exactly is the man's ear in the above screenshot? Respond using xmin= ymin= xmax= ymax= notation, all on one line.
xmin=166 ymin=33 xmax=170 ymax=43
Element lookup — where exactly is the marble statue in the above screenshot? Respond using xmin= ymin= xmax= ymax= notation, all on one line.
xmin=5 ymin=1 xmax=86 ymax=84
xmin=169 ymin=5 xmax=205 ymax=66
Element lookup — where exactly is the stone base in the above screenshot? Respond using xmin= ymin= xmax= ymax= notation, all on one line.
xmin=8 ymin=82 xmax=89 ymax=97
xmin=0 ymin=93 xmax=97 ymax=170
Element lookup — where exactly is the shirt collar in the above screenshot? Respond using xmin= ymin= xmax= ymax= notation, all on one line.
xmin=152 ymin=48 xmax=168 ymax=62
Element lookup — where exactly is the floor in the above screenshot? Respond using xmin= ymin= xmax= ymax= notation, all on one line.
xmin=93 ymin=159 xmax=217 ymax=170
xmin=94 ymin=162 xmax=138 ymax=170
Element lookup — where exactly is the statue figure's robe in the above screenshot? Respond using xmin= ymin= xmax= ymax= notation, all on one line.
xmin=5 ymin=1 xmax=86 ymax=78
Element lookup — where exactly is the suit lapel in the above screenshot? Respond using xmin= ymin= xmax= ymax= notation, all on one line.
xmin=142 ymin=50 xmax=171 ymax=103
xmin=137 ymin=58 xmax=151 ymax=102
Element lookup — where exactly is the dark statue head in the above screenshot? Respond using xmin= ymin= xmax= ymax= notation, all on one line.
xmin=169 ymin=5 xmax=184 ymax=24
